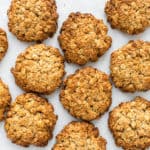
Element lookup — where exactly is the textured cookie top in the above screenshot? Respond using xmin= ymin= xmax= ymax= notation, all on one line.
xmin=11 ymin=44 xmax=65 ymax=94
xmin=0 ymin=79 xmax=11 ymax=121
xmin=109 ymin=97 xmax=150 ymax=150
xmin=5 ymin=93 xmax=57 ymax=147
xmin=105 ymin=0 xmax=150 ymax=34
xmin=111 ymin=40 xmax=150 ymax=92
xmin=0 ymin=28 xmax=8 ymax=61
xmin=60 ymin=67 xmax=112 ymax=121
xmin=8 ymin=0 xmax=58 ymax=42
xmin=58 ymin=12 xmax=112 ymax=65
xmin=53 ymin=121 xmax=106 ymax=150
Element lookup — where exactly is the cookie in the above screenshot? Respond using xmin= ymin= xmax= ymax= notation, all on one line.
xmin=5 ymin=93 xmax=57 ymax=147
xmin=0 ymin=79 xmax=11 ymax=121
xmin=0 ymin=28 xmax=8 ymax=61
xmin=58 ymin=12 xmax=112 ymax=65
xmin=60 ymin=67 xmax=112 ymax=121
xmin=53 ymin=121 xmax=106 ymax=150
xmin=8 ymin=0 xmax=58 ymax=42
xmin=11 ymin=44 xmax=65 ymax=94
xmin=105 ymin=0 xmax=150 ymax=34
xmin=110 ymin=40 xmax=150 ymax=92
xmin=109 ymin=96 xmax=150 ymax=150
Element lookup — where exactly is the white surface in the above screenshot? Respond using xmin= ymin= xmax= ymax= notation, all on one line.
xmin=0 ymin=0 xmax=150 ymax=150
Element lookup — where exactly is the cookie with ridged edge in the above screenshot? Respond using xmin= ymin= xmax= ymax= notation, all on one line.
xmin=53 ymin=121 xmax=106 ymax=150
xmin=5 ymin=93 xmax=57 ymax=147
xmin=8 ymin=0 xmax=58 ymax=42
xmin=60 ymin=67 xmax=112 ymax=121
xmin=58 ymin=12 xmax=112 ymax=65
xmin=0 ymin=79 xmax=11 ymax=121
xmin=109 ymin=96 xmax=150 ymax=150
xmin=105 ymin=0 xmax=150 ymax=34
xmin=0 ymin=28 xmax=8 ymax=61
xmin=11 ymin=44 xmax=65 ymax=94
xmin=110 ymin=40 xmax=150 ymax=92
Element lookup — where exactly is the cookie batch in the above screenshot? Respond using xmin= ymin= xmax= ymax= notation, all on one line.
xmin=109 ymin=97 xmax=150 ymax=150
xmin=105 ymin=0 xmax=150 ymax=34
xmin=0 ymin=0 xmax=150 ymax=150
xmin=11 ymin=44 xmax=65 ymax=94
xmin=8 ymin=0 xmax=58 ymax=42
xmin=53 ymin=122 xmax=106 ymax=150
xmin=60 ymin=67 xmax=112 ymax=121
xmin=5 ymin=93 xmax=57 ymax=147
xmin=0 ymin=28 xmax=8 ymax=61
xmin=58 ymin=12 xmax=112 ymax=65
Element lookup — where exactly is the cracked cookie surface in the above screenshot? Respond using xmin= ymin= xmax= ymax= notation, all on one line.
xmin=111 ymin=40 xmax=150 ymax=92
xmin=0 ymin=28 xmax=8 ymax=61
xmin=8 ymin=0 xmax=58 ymax=42
xmin=109 ymin=96 xmax=150 ymax=150
xmin=105 ymin=0 xmax=150 ymax=34
xmin=60 ymin=67 xmax=112 ymax=121
xmin=58 ymin=12 xmax=112 ymax=65
xmin=5 ymin=93 xmax=57 ymax=147
xmin=53 ymin=121 xmax=106 ymax=150
xmin=11 ymin=44 xmax=65 ymax=94
xmin=0 ymin=79 xmax=11 ymax=121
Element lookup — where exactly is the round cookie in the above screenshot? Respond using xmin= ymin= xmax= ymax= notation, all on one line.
xmin=8 ymin=0 xmax=58 ymax=42
xmin=109 ymin=96 xmax=150 ymax=150
xmin=0 ymin=79 xmax=11 ymax=121
xmin=105 ymin=0 xmax=150 ymax=34
xmin=11 ymin=44 xmax=65 ymax=94
xmin=53 ymin=121 xmax=106 ymax=150
xmin=110 ymin=40 xmax=150 ymax=92
xmin=58 ymin=12 xmax=112 ymax=65
xmin=5 ymin=93 xmax=57 ymax=147
xmin=60 ymin=67 xmax=112 ymax=121
xmin=0 ymin=28 xmax=8 ymax=61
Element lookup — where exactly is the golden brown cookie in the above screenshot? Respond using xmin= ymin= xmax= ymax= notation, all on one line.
xmin=11 ymin=44 xmax=65 ymax=94
xmin=58 ymin=12 xmax=112 ymax=65
xmin=60 ymin=67 xmax=112 ymax=121
xmin=110 ymin=40 xmax=150 ymax=92
xmin=0 ymin=28 xmax=8 ymax=61
xmin=8 ymin=0 xmax=58 ymax=42
xmin=5 ymin=93 xmax=57 ymax=147
xmin=109 ymin=96 xmax=150 ymax=150
xmin=0 ymin=79 xmax=11 ymax=121
xmin=105 ymin=0 xmax=150 ymax=34
xmin=53 ymin=121 xmax=106 ymax=150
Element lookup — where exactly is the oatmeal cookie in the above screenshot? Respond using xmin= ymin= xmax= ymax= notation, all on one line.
xmin=53 ymin=121 xmax=106 ymax=150
xmin=0 ymin=28 xmax=8 ymax=61
xmin=109 ymin=96 xmax=150 ymax=150
xmin=5 ymin=93 xmax=57 ymax=147
xmin=110 ymin=40 xmax=150 ymax=92
xmin=105 ymin=0 xmax=150 ymax=34
xmin=0 ymin=79 xmax=11 ymax=121
xmin=8 ymin=0 xmax=58 ymax=42
xmin=60 ymin=67 xmax=112 ymax=121
xmin=58 ymin=12 xmax=112 ymax=65
xmin=11 ymin=44 xmax=65 ymax=94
